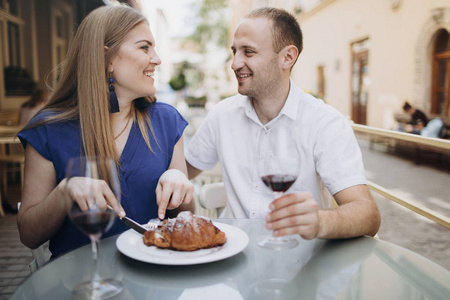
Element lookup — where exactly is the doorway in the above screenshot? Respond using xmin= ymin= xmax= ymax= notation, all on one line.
xmin=351 ymin=39 xmax=370 ymax=125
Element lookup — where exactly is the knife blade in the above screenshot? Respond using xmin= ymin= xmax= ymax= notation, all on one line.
xmin=119 ymin=216 xmax=148 ymax=235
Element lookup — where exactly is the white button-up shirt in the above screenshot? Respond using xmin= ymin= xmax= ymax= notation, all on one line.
xmin=186 ymin=80 xmax=367 ymax=219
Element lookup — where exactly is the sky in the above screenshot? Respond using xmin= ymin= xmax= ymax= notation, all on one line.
xmin=157 ymin=0 xmax=198 ymax=38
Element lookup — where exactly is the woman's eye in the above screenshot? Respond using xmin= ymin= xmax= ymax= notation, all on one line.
xmin=141 ymin=45 xmax=149 ymax=51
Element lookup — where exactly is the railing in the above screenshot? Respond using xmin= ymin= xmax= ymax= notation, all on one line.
xmin=352 ymin=123 xmax=450 ymax=151
xmin=352 ymin=123 xmax=450 ymax=229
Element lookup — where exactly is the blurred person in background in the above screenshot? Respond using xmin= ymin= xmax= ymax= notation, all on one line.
xmin=17 ymin=6 xmax=193 ymax=258
xmin=19 ymin=87 xmax=48 ymax=126
xmin=401 ymin=101 xmax=429 ymax=134
xmin=186 ymin=7 xmax=380 ymax=240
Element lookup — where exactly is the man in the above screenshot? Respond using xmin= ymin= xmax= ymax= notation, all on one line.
xmin=402 ymin=101 xmax=428 ymax=134
xmin=186 ymin=7 xmax=380 ymax=240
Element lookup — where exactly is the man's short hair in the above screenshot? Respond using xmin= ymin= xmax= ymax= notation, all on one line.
xmin=403 ymin=102 xmax=412 ymax=111
xmin=245 ymin=7 xmax=303 ymax=56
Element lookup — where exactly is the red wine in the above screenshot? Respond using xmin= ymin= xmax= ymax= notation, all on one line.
xmin=71 ymin=210 xmax=115 ymax=236
xmin=262 ymin=174 xmax=297 ymax=192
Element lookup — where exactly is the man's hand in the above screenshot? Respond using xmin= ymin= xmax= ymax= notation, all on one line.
xmin=265 ymin=192 xmax=320 ymax=240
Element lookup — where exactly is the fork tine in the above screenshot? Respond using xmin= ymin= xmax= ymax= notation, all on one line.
xmin=146 ymin=218 xmax=161 ymax=230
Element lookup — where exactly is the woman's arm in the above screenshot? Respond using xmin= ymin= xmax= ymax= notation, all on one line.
xmin=156 ymin=136 xmax=195 ymax=219
xmin=17 ymin=144 xmax=68 ymax=249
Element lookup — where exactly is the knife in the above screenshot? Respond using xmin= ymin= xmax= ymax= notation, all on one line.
xmin=107 ymin=205 xmax=150 ymax=235
xmin=119 ymin=216 xmax=148 ymax=235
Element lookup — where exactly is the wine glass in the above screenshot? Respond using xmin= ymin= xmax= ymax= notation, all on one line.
xmin=258 ymin=125 xmax=300 ymax=250
xmin=66 ymin=156 xmax=123 ymax=299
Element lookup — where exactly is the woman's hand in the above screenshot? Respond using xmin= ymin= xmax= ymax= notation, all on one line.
xmin=63 ymin=177 xmax=125 ymax=217
xmin=155 ymin=169 xmax=194 ymax=219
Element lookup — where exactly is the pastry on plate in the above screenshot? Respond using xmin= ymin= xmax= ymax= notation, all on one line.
xmin=143 ymin=211 xmax=227 ymax=251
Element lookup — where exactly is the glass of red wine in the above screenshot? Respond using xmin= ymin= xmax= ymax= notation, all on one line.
xmin=258 ymin=125 xmax=300 ymax=250
xmin=65 ymin=156 xmax=123 ymax=299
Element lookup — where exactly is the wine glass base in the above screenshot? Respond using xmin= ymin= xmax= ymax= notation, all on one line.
xmin=72 ymin=278 xmax=123 ymax=300
xmin=252 ymin=278 xmax=297 ymax=299
xmin=257 ymin=235 xmax=299 ymax=250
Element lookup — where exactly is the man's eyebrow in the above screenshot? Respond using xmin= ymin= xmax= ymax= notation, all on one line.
xmin=135 ymin=40 xmax=153 ymax=46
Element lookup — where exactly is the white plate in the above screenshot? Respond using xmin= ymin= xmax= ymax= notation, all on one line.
xmin=116 ymin=222 xmax=249 ymax=265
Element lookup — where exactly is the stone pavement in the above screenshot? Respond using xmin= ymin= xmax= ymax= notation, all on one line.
xmin=0 ymin=211 xmax=32 ymax=300
xmin=357 ymin=135 xmax=450 ymax=271
xmin=0 ymin=133 xmax=449 ymax=298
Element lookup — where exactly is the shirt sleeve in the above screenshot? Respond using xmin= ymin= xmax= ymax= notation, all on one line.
xmin=185 ymin=108 xmax=219 ymax=171
xmin=312 ymin=110 xmax=367 ymax=195
xmin=17 ymin=117 xmax=53 ymax=162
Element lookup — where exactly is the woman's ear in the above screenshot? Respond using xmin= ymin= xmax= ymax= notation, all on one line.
xmin=280 ymin=45 xmax=299 ymax=70
xmin=104 ymin=46 xmax=113 ymax=72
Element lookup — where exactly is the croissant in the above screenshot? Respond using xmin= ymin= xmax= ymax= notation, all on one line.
xmin=143 ymin=211 xmax=227 ymax=251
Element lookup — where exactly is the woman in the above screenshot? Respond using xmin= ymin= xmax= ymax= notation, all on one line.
xmin=17 ymin=6 xmax=194 ymax=258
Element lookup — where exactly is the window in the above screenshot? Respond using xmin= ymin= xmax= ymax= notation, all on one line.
xmin=431 ymin=29 xmax=450 ymax=117
xmin=0 ymin=0 xmax=31 ymax=96
xmin=0 ymin=0 xmax=23 ymax=68
xmin=52 ymin=8 xmax=71 ymax=83
xmin=7 ymin=21 xmax=20 ymax=66
xmin=317 ymin=65 xmax=325 ymax=99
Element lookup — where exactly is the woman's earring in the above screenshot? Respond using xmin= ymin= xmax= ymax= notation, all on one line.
xmin=109 ymin=73 xmax=120 ymax=113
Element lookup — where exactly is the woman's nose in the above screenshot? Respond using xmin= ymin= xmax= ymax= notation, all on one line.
xmin=150 ymin=53 xmax=161 ymax=65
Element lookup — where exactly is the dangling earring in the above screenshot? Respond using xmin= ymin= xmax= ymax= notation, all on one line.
xmin=109 ymin=73 xmax=120 ymax=113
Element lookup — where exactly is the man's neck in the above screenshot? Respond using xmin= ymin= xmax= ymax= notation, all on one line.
xmin=252 ymin=80 xmax=290 ymax=125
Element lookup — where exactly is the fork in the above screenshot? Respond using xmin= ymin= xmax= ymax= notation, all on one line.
xmin=146 ymin=218 xmax=162 ymax=230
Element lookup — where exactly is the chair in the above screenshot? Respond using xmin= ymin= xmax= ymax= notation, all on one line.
xmin=0 ymin=110 xmax=20 ymax=126
xmin=199 ymin=182 xmax=227 ymax=218
xmin=0 ymin=138 xmax=24 ymax=209
xmin=17 ymin=202 xmax=51 ymax=271
xmin=0 ymin=186 xmax=4 ymax=217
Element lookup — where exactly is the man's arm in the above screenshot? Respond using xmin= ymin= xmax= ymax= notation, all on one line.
xmin=265 ymin=184 xmax=381 ymax=240
xmin=317 ymin=185 xmax=380 ymax=238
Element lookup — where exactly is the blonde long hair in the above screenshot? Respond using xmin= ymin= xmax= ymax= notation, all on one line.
xmin=21 ymin=6 xmax=156 ymax=163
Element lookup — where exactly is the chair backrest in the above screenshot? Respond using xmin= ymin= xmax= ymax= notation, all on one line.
xmin=0 ymin=110 xmax=20 ymax=126
xmin=199 ymin=182 xmax=227 ymax=217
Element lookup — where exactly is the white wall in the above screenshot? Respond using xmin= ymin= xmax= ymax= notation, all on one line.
xmin=292 ymin=0 xmax=450 ymax=128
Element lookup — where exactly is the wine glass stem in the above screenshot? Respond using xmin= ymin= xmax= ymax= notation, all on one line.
xmin=90 ymin=236 xmax=101 ymax=285
xmin=272 ymin=191 xmax=284 ymax=238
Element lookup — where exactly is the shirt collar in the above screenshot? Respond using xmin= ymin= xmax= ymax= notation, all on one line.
xmin=239 ymin=78 xmax=300 ymax=126
xmin=279 ymin=78 xmax=299 ymax=121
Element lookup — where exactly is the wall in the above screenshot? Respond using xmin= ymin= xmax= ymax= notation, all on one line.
xmin=292 ymin=0 xmax=450 ymax=129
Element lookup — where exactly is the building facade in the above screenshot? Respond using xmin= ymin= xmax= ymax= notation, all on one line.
xmin=294 ymin=0 xmax=450 ymax=128
xmin=226 ymin=0 xmax=450 ymax=129
xmin=0 ymin=0 xmax=107 ymax=110
xmin=0 ymin=0 xmax=168 ymax=111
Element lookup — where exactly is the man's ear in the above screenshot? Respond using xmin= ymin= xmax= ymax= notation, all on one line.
xmin=280 ymin=45 xmax=299 ymax=70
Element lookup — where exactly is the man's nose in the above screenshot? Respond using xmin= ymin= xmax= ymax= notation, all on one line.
xmin=231 ymin=54 xmax=244 ymax=71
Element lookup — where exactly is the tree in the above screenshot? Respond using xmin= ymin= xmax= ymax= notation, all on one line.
xmin=187 ymin=0 xmax=229 ymax=53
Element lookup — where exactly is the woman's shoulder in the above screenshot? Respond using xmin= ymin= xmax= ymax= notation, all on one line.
xmin=149 ymin=101 xmax=185 ymax=120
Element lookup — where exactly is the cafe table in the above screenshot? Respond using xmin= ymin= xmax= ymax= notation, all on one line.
xmin=10 ymin=219 xmax=450 ymax=300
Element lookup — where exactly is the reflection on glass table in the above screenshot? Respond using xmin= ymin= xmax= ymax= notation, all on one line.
xmin=10 ymin=219 xmax=450 ymax=300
